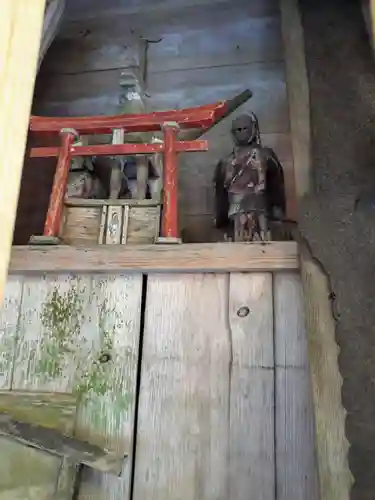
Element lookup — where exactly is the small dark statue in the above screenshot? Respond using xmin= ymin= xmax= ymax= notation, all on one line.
xmin=213 ymin=113 xmax=287 ymax=242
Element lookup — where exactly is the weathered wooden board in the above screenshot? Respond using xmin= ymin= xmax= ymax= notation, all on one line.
xmin=0 ymin=415 xmax=125 ymax=474
xmin=0 ymin=391 xmax=76 ymax=432
xmin=274 ymin=273 xmax=319 ymax=500
xmin=0 ymin=278 xmax=23 ymax=390
xmin=299 ymin=250 xmax=353 ymax=500
xmin=146 ymin=16 xmax=282 ymax=73
xmin=0 ymin=275 xmax=86 ymax=499
xmin=65 ymin=0 xmax=278 ymax=21
xmin=13 ymin=275 xmax=93 ymax=498
xmin=0 ymin=264 xmax=320 ymax=499
xmin=280 ymin=0 xmax=311 ymax=197
xmin=74 ymin=274 xmax=142 ymax=500
xmin=133 ymin=274 xmax=231 ymax=500
xmin=41 ymin=38 xmax=142 ymax=75
xmin=133 ymin=272 xmax=276 ymax=500
xmin=0 ymin=277 xmax=63 ymax=499
xmin=9 ymin=242 xmax=300 ymax=274
xmin=0 ymin=437 xmax=62 ymax=500
xmin=228 ymin=273 xmax=275 ymax=500
xmin=0 ymin=273 xmax=141 ymax=499
xmin=42 ymin=15 xmax=282 ymax=75
xmin=61 ymin=202 xmax=160 ymax=246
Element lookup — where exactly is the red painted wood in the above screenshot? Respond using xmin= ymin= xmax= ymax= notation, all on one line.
xmin=44 ymin=131 xmax=76 ymax=237
xmin=30 ymin=140 xmax=208 ymax=158
xmin=29 ymin=102 xmax=227 ymax=134
xmin=162 ymin=124 xmax=180 ymax=239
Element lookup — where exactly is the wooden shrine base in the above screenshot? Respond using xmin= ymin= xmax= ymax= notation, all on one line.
xmin=9 ymin=242 xmax=299 ymax=274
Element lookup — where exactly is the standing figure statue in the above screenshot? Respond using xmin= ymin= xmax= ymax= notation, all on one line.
xmin=213 ymin=113 xmax=287 ymax=242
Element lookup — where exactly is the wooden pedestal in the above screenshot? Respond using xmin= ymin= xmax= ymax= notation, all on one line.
xmin=60 ymin=199 xmax=161 ymax=246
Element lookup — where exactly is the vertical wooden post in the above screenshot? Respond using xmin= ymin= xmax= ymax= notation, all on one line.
xmin=161 ymin=121 xmax=180 ymax=239
xmin=280 ymin=0 xmax=311 ymax=202
xmin=44 ymin=128 xmax=78 ymax=237
xmin=0 ymin=0 xmax=46 ymax=303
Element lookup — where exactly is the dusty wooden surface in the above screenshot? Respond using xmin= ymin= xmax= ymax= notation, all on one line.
xmin=9 ymin=242 xmax=299 ymax=274
xmin=16 ymin=0 xmax=294 ymax=244
xmin=274 ymin=273 xmax=319 ymax=499
xmin=0 ymin=415 xmax=125 ymax=474
xmin=132 ymin=270 xmax=317 ymax=500
xmin=0 ymin=391 xmax=76 ymax=432
xmin=0 ymin=266 xmax=318 ymax=499
xmin=0 ymin=273 xmax=141 ymax=499
xmin=299 ymin=249 xmax=353 ymax=500
xmin=61 ymin=200 xmax=160 ymax=245
xmin=228 ymin=273 xmax=275 ymax=499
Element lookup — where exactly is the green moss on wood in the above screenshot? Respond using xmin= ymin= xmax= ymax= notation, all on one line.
xmin=0 ymin=336 xmax=16 ymax=380
xmin=0 ymin=392 xmax=76 ymax=434
xmin=30 ymin=286 xmax=133 ymax=417
xmin=38 ymin=287 xmax=82 ymax=380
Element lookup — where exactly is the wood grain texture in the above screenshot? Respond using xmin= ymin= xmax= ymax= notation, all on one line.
xmin=0 ymin=415 xmax=125 ymax=474
xmin=0 ymin=437 xmax=61 ymax=500
xmin=1 ymin=274 xmax=81 ymax=499
xmin=0 ymin=278 xmax=23 ymax=390
xmin=1 ymin=272 xmax=141 ymax=498
xmin=0 ymin=279 xmax=64 ymax=499
xmin=228 ymin=273 xmax=275 ymax=500
xmin=9 ymin=242 xmax=299 ymax=273
xmin=42 ymin=14 xmax=282 ymax=75
xmin=274 ymin=273 xmax=319 ymax=500
xmin=61 ymin=202 xmax=161 ymax=246
xmin=0 ymin=0 xmax=46 ymax=304
xmin=41 ymin=37 xmax=141 ymax=75
xmin=65 ymin=0 xmax=279 ymax=21
xmin=0 ymin=391 xmax=76 ymax=433
xmin=61 ymin=206 xmax=102 ymax=245
xmin=74 ymin=274 xmax=142 ymax=500
xmin=299 ymin=250 xmax=353 ymax=500
xmin=126 ymin=206 xmax=160 ymax=244
xmin=280 ymin=0 xmax=311 ymax=197
xmin=133 ymin=274 xmax=231 ymax=500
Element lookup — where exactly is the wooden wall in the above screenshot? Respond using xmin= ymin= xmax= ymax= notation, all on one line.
xmin=14 ymin=0 xmax=293 ymax=243
xmin=0 ymin=268 xmax=318 ymax=499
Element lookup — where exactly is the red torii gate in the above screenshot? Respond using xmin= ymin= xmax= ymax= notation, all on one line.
xmin=28 ymin=91 xmax=252 ymax=242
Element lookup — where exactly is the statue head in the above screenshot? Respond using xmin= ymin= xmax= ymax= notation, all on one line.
xmin=231 ymin=113 xmax=260 ymax=147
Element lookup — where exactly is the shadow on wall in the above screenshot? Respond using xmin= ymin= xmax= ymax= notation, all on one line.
xmin=14 ymin=133 xmax=57 ymax=245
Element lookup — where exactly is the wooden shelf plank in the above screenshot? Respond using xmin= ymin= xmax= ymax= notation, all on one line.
xmin=0 ymin=414 xmax=126 ymax=474
xmin=9 ymin=242 xmax=299 ymax=274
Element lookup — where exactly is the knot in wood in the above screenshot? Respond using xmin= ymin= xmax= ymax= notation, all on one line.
xmin=237 ymin=306 xmax=250 ymax=317
xmin=99 ymin=352 xmax=112 ymax=364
